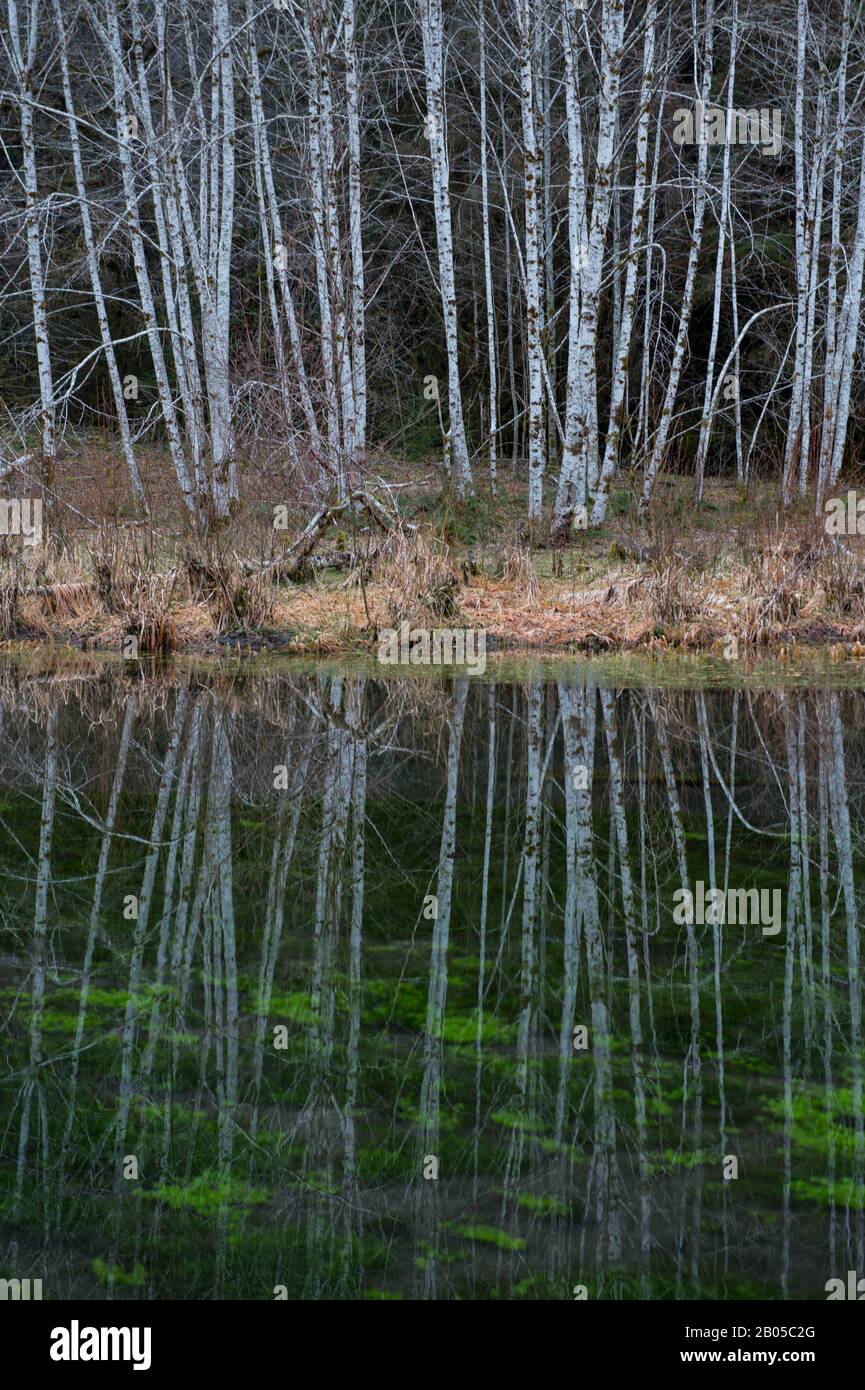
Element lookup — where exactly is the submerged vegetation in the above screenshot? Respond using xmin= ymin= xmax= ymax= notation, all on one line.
xmin=0 ymin=660 xmax=863 ymax=1299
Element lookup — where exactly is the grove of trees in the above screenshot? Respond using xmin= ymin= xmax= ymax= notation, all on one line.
xmin=1 ymin=0 xmax=863 ymax=534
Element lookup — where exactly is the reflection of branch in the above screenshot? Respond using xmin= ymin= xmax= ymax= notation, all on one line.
xmin=697 ymin=707 xmax=786 ymax=838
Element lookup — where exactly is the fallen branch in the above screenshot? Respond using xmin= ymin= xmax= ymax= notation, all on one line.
xmin=244 ymin=487 xmax=400 ymax=582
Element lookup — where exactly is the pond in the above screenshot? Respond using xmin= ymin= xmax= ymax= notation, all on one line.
xmin=1 ymin=654 xmax=863 ymax=1300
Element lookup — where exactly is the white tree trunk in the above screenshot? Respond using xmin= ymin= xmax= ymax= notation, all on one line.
xmin=555 ymin=0 xmax=625 ymax=532
xmin=7 ymin=0 xmax=56 ymax=485
xmin=639 ymin=0 xmax=715 ymax=512
xmin=344 ymin=0 xmax=367 ymax=461
xmin=420 ymin=0 xmax=472 ymax=497
xmin=592 ymin=0 xmax=658 ymax=523
xmin=693 ymin=0 xmax=737 ymax=503
xmin=52 ymin=0 xmax=146 ymax=510
xmin=479 ymin=0 xmax=498 ymax=490
xmin=516 ymin=0 xmax=545 ymax=520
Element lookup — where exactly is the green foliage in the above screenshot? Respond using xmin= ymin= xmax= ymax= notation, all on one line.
xmin=148 ymin=1173 xmax=269 ymax=1215
xmin=451 ymin=1224 xmax=526 ymax=1251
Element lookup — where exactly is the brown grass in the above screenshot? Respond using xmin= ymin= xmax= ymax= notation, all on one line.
xmin=372 ymin=526 xmax=461 ymax=627
xmin=2 ymin=474 xmax=865 ymax=660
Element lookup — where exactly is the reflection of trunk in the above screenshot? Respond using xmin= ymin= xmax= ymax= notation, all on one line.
xmin=141 ymin=706 xmax=200 ymax=1091
xmin=695 ymin=695 xmax=725 ymax=1286
xmin=209 ymin=706 xmax=238 ymax=1291
xmin=550 ymin=680 xmax=590 ymax=1280
xmin=473 ymin=684 xmax=496 ymax=1208
xmin=817 ymin=706 xmax=837 ymax=1267
xmin=156 ymin=700 xmax=204 ymax=1244
xmin=305 ymin=680 xmax=354 ymax=1296
xmin=113 ymin=692 xmax=188 ymax=1195
xmin=137 ymin=707 xmax=201 ymax=1293
xmin=652 ymin=696 xmax=701 ymax=1291
xmin=563 ymin=683 xmax=619 ymax=1280
xmin=781 ymin=695 xmax=813 ymax=1292
xmin=556 ymin=685 xmax=584 ymax=1151
xmin=795 ymin=700 xmax=815 ymax=1049
xmin=14 ymin=708 xmax=58 ymax=1239
xmin=57 ymin=698 xmax=134 ymax=1228
xmin=827 ymin=695 xmax=864 ymax=1270
xmin=311 ymin=686 xmax=353 ymax=1076
xmin=633 ymin=702 xmax=658 ymax=1061
xmin=516 ymin=683 xmax=542 ymax=1107
xmin=416 ymin=680 xmax=468 ymax=1300
xmin=498 ymin=683 xmax=543 ymax=1280
xmin=342 ymin=696 xmax=367 ymax=1292
xmin=602 ymin=690 xmax=649 ymax=1278
xmin=250 ymin=730 xmax=313 ymax=1144
xmin=780 ymin=699 xmax=800 ymax=1294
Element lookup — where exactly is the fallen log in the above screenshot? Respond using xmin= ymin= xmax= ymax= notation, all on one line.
xmin=242 ymin=486 xmax=398 ymax=582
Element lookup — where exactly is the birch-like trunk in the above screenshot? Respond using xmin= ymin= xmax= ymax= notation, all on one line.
xmin=52 ymin=0 xmax=146 ymax=510
xmin=517 ymin=0 xmax=545 ymax=519
xmin=7 ymin=0 xmax=56 ymax=488
xmin=101 ymin=0 xmax=197 ymax=517
xmin=344 ymin=0 xmax=367 ymax=460
xmin=591 ymin=0 xmax=658 ymax=524
xmin=420 ymin=0 xmax=472 ymax=497
xmin=244 ymin=0 xmax=319 ymax=448
xmin=640 ymin=0 xmax=715 ymax=511
xmin=693 ymin=0 xmax=737 ymax=502
xmin=479 ymin=0 xmax=498 ymax=490
xmin=554 ymin=0 xmax=625 ymax=533
xmin=781 ymin=0 xmax=809 ymax=506
xmin=816 ymin=1 xmax=850 ymax=507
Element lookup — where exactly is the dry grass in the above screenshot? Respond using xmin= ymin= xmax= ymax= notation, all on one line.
xmin=2 ymin=477 xmax=865 ymax=660
xmin=501 ymin=540 xmax=540 ymax=604
xmin=120 ymin=573 xmax=181 ymax=655
xmin=0 ymin=566 xmax=20 ymax=638
xmin=372 ymin=526 xmax=460 ymax=627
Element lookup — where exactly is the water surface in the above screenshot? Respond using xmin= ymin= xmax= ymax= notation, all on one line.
xmin=1 ymin=655 xmax=862 ymax=1300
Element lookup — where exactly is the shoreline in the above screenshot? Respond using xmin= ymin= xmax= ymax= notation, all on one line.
xmin=5 ymin=479 xmax=865 ymax=663
xmin=5 ymin=570 xmax=865 ymax=661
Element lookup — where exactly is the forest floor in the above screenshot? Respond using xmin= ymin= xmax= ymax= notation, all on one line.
xmin=4 ymin=448 xmax=865 ymax=660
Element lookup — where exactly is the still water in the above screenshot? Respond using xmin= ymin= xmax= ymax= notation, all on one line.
xmin=1 ymin=655 xmax=863 ymax=1299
